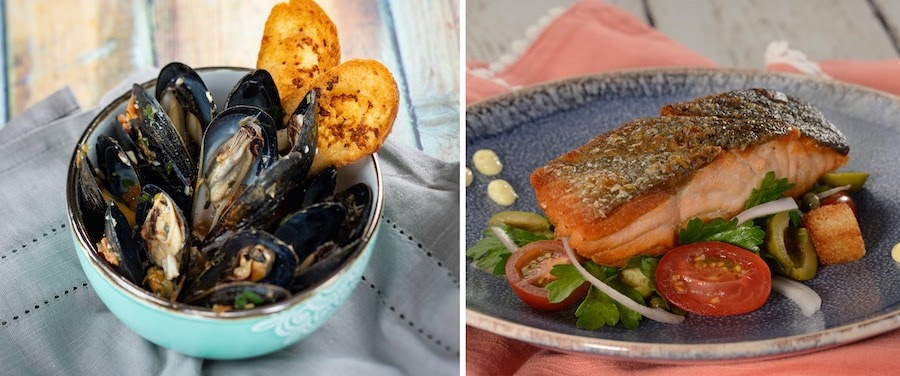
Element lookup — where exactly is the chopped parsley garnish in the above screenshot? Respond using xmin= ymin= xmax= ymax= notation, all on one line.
xmin=142 ymin=104 xmax=156 ymax=119
xmin=234 ymin=290 xmax=263 ymax=309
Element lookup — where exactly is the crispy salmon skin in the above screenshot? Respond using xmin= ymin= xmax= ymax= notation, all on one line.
xmin=531 ymin=89 xmax=848 ymax=266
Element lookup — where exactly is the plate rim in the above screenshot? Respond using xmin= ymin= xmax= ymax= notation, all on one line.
xmin=464 ymin=67 xmax=900 ymax=363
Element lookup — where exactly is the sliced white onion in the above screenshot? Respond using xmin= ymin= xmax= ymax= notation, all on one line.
xmin=816 ymin=185 xmax=851 ymax=200
xmin=734 ymin=197 xmax=799 ymax=225
xmin=561 ymin=238 xmax=685 ymax=324
xmin=490 ymin=226 xmax=519 ymax=253
xmin=772 ymin=276 xmax=821 ymax=317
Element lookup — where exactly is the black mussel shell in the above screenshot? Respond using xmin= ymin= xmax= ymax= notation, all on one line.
xmin=205 ymin=149 xmax=316 ymax=240
xmin=134 ymin=184 xmax=165 ymax=224
xmin=224 ymin=70 xmax=284 ymax=130
xmin=197 ymin=105 xmax=278 ymax=180
xmin=131 ymin=84 xmax=196 ymax=213
xmin=155 ymin=62 xmax=217 ymax=161
xmin=272 ymin=165 xmax=337 ymax=227
xmin=191 ymin=282 xmax=291 ymax=310
xmin=332 ymin=183 xmax=373 ymax=247
xmin=96 ymin=135 xmax=142 ymax=211
xmin=133 ymin=186 xmax=190 ymax=300
xmin=301 ymin=166 xmax=337 ymax=209
xmin=283 ymin=90 xmax=317 ymax=154
xmin=186 ymin=230 xmax=298 ymax=303
xmin=101 ymin=201 xmax=146 ymax=285
xmin=290 ymin=240 xmax=357 ymax=293
xmin=274 ymin=202 xmax=345 ymax=263
xmin=77 ymin=152 xmax=107 ymax=242
xmin=192 ymin=106 xmax=279 ymax=239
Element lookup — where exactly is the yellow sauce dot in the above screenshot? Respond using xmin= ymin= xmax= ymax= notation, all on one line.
xmin=473 ymin=149 xmax=503 ymax=176
xmin=487 ymin=179 xmax=517 ymax=206
xmin=465 ymin=167 xmax=473 ymax=187
xmin=892 ymin=242 xmax=900 ymax=263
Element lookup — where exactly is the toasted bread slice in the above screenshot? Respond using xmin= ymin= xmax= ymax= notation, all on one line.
xmin=257 ymin=0 xmax=340 ymax=99
xmin=805 ymin=202 xmax=866 ymax=265
xmin=282 ymin=59 xmax=399 ymax=173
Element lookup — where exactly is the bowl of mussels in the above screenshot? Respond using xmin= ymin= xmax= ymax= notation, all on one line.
xmin=65 ymin=63 xmax=383 ymax=359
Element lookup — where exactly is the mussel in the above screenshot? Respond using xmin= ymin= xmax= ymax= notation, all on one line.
xmin=97 ymin=201 xmax=146 ymax=285
xmin=95 ymin=135 xmax=142 ymax=211
xmin=224 ymin=70 xmax=284 ymax=131
xmin=124 ymin=84 xmax=196 ymax=213
xmin=156 ymin=62 xmax=217 ymax=163
xmin=185 ymin=230 xmax=298 ymax=303
xmin=135 ymin=185 xmax=190 ymax=300
xmin=192 ymin=106 xmax=278 ymax=239
xmin=76 ymin=150 xmax=107 ymax=242
xmin=190 ymin=282 xmax=291 ymax=312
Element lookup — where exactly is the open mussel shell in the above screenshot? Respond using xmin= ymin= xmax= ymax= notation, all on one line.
xmin=283 ymin=90 xmax=317 ymax=154
xmin=192 ymin=106 xmax=279 ymax=239
xmin=134 ymin=185 xmax=191 ymax=300
xmin=99 ymin=201 xmax=146 ymax=285
xmin=131 ymin=84 xmax=196 ymax=213
xmin=186 ymin=230 xmax=298 ymax=303
xmin=274 ymin=202 xmax=345 ymax=263
xmin=190 ymin=282 xmax=291 ymax=310
xmin=301 ymin=166 xmax=337 ymax=209
xmin=96 ymin=135 xmax=142 ymax=211
xmin=156 ymin=62 xmax=217 ymax=162
xmin=290 ymin=240 xmax=357 ymax=293
xmin=332 ymin=183 xmax=374 ymax=247
xmin=205 ymin=147 xmax=316 ymax=240
xmin=224 ymin=70 xmax=284 ymax=130
xmin=76 ymin=151 xmax=107 ymax=242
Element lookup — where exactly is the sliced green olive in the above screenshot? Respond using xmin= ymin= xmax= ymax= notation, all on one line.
xmin=818 ymin=171 xmax=869 ymax=192
xmin=765 ymin=212 xmax=818 ymax=281
xmin=488 ymin=211 xmax=551 ymax=233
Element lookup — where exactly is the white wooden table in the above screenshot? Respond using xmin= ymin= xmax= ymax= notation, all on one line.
xmin=468 ymin=0 xmax=900 ymax=67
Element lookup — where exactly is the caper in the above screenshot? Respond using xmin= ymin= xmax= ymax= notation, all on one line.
xmin=487 ymin=211 xmax=551 ymax=233
xmin=818 ymin=171 xmax=869 ymax=192
xmin=800 ymin=192 xmax=820 ymax=212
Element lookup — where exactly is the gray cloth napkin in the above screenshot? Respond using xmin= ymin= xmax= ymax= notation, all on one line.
xmin=0 ymin=88 xmax=460 ymax=375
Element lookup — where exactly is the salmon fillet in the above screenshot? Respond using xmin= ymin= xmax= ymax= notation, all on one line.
xmin=530 ymin=89 xmax=848 ymax=266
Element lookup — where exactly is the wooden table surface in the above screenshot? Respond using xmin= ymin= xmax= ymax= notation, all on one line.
xmin=468 ymin=0 xmax=900 ymax=67
xmin=2 ymin=0 xmax=460 ymax=163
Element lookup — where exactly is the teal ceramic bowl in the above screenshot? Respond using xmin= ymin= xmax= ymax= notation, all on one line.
xmin=65 ymin=67 xmax=383 ymax=359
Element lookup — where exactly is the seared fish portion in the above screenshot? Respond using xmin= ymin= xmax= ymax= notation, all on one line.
xmin=531 ymin=89 xmax=848 ymax=266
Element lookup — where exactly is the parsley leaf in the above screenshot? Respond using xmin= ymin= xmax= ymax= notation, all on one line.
xmin=546 ymin=264 xmax=586 ymax=303
xmin=575 ymin=284 xmax=644 ymax=330
xmin=624 ymin=255 xmax=659 ymax=280
xmin=744 ymin=171 xmax=795 ymax=209
xmin=576 ymin=287 xmax=619 ymax=329
xmin=465 ymin=225 xmax=552 ymax=275
xmin=678 ymin=217 xmax=765 ymax=252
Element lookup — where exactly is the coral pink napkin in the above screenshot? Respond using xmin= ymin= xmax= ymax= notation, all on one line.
xmin=466 ymin=1 xmax=900 ymax=374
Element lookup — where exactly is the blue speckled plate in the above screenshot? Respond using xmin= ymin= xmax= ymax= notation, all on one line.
xmin=465 ymin=68 xmax=900 ymax=363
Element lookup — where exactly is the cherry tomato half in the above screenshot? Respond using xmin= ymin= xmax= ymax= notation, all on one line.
xmin=505 ymin=240 xmax=588 ymax=311
xmin=820 ymin=191 xmax=857 ymax=216
xmin=655 ymin=242 xmax=771 ymax=316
